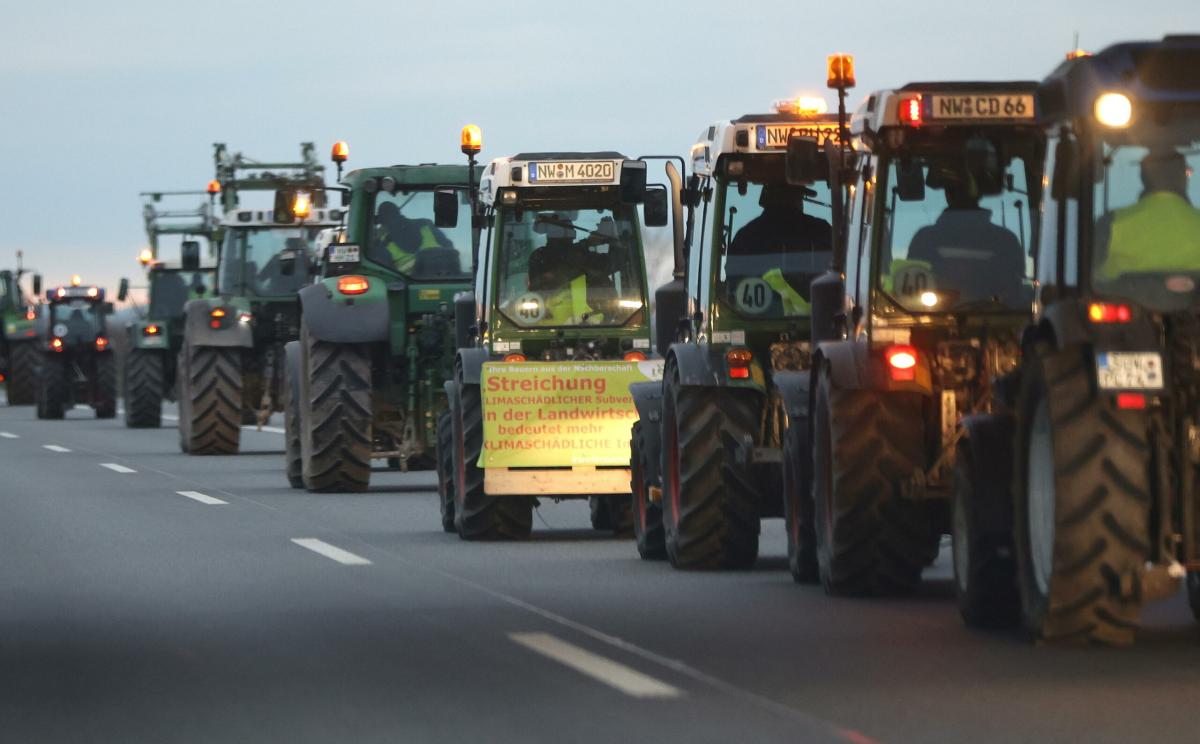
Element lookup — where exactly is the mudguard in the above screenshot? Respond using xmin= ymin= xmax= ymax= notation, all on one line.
xmin=959 ymin=413 xmax=1015 ymax=540
xmin=126 ymin=319 xmax=172 ymax=352
xmin=816 ymin=338 xmax=932 ymax=395
xmin=299 ymin=283 xmax=389 ymax=344
xmin=184 ymin=299 xmax=253 ymax=348
xmin=456 ymin=347 xmax=492 ymax=385
xmin=772 ymin=371 xmax=810 ymax=421
xmin=629 ymin=381 xmax=663 ymax=488
xmin=667 ymin=343 xmax=765 ymax=391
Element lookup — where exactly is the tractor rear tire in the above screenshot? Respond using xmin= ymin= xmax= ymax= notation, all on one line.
xmin=812 ymin=370 xmax=938 ymax=596
xmin=952 ymin=444 xmax=1019 ymax=628
xmin=6 ymin=341 xmax=37 ymax=405
xmin=631 ymin=421 xmax=666 ymax=560
xmin=94 ymin=353 xmax=117 ymax=419
xmin=1187 ymin=573 xmax=1200 ymax=623
xmin=1014 ymin=345 xmax=1150 ymax=644
xmin=124 ymin=349 xmax=163 ymax=428
xmin=300 ymin=332 xmax=372 ymax=493
xmin=661 ymin=368 xmax=760 ymax=570
xmin=589 ymin=495 xmax=634 ymax=537
xmin=783 ymin=421 xmax=818 ymax=583
xmin=283 ymin=341 xmax=303 ymax=489
xmin=436 ymin=410 xmax=456 ymax=532
xmin=453 ymin=382 xmax=532 ymax=540
xmin=184 ymin=346 xmax=242 ymax=455
xmin=36 ymin=354 xmax=66 ymax=420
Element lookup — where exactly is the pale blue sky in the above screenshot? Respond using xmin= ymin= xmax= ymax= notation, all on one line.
xmin=0 ymin=0 xmax=1193 ymax=296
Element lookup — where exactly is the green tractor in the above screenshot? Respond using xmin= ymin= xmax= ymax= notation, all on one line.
xmin=283 ymin=139 xmax=479 ymax=492
xmin=177 ymin=142 xmax=340 ymax=455
xmin=0 ymin=253 xmax=40 ymax=405
xmin=123 ymin=190 xmax=218 ymax=428
xmin=34 ymin=281 xmax=118 ymax=420
xmin=627 ymin=58 xmax=857 ymax=570
xmin=441 ymin=140 xmax=664 ymax=540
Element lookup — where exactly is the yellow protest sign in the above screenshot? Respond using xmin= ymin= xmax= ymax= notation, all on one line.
xmin=480 ymin=360 xmax=663 ymax=468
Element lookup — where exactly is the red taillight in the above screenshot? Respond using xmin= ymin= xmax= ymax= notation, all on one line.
xmin=337 ymin=275 xmax=369 ymax=295
xmin=898 ymin=95 xmax=923 ymax=126
xmin=1088 ymin=302 xmax=1132 ymax=324
xmin=210 ymin=308 xmax=226 ymax=318
xmin=50 ymin=338 xmax=64 ymax=353
xmin=886 ymin=345 xmax=918 ymax=382
xmin=726 ymin=348 xmax=752 ymax=379
xmin=143 ymin=325 xmax=160 ymax=336
xmin=95 ymin=337 xmax=108 ymax=351
xmin=623 ymin=351 xmax=647 ymax=362
xmin=503 ymin=353 xmax=526 ymax=363
xmin=1116 ymin=392 xmax=1147 ymax=410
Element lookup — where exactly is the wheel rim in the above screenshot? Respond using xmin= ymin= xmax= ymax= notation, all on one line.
xmin=952 ymin=491 xmax=970 ymax=593
xmin=1027 ymin=396 xmax=1056 ymax=596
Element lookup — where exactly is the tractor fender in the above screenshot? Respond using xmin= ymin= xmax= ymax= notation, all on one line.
xmin=183 ymin=299 xmax=253 ymax=348
xmin=456 ymin=347 xmax=492 ymax=385
xmin=816 ymin=338 xmax=933 ymax=395
xmin=958 ymin=413 xmax=1015 ymax=540
xmin=772 ymin=371 xmax=810 ymax=421
xmin=299 ymin=283 xmax=388 ymax=344
xmin=629 ymin=381 xmax=663 ymax=489
xmin=1040 ymin=299 xmax=1160 ymax=351
xmin=666 ymin=342 xmax=767 ymax=390
xmin=125 ymin=319 xmax=172 ymax=352
xmin=814 ymin=339 xmax=867 ymax=390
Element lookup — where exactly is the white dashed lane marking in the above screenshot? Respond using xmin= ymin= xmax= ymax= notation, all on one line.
xmin=100 ymin=463 xmax=137 ymax=474
xmin=0 ymin=432 xmax=18 ymax=439
xmin=509 ymin=632 xmax=684 ymax=699
xmin=290 ymin=538 xmax=372 ymax=566
xmin=43 ymin=445 xmax=71 ymax=453
xmin=176 ymin=490 xmax=227 ymax=505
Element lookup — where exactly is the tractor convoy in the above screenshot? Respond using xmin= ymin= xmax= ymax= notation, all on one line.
xmin=13 ymin=34 xmax=1200 ymax=645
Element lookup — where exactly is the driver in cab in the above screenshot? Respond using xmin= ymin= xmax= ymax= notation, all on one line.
xmin=527 ymin=213 xmax=623 ymax=324
xmin=1097 ymin=147 xmax=1200 ymax=279
xmin=373 ymin=201 xmax=457 ymax=275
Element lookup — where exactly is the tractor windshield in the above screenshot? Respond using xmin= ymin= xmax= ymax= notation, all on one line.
xmin=366 ymin=190 xmax=474 ymax=280
xmin=494 ymin=202 xmax=646 ymax=329
xmin=715 ymin=166 xmax=834 ymax=319
xmin=219 ymin=227 xmax=322 ymax=297
xmin=876 ymin=130 xmax=1040 ymax=313
xmin=149 ymin=270 xmax=214 ymax=318
xmin=1091 ymin=122 xmax=1200 ymax=312
xmin=0 ymin=272 xmax=15 ymax=312
xmin=50 ymin=300 xmax=103 ymax=341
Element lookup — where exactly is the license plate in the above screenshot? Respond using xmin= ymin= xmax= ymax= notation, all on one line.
xmin=927 ymin=94 xmax=1034 ymax=120
xmin=1096 ymin=352 xmax=1164 ymax=390
xmin=528 ymin=161 xmax=616 ymax=184
xmin=755 ymin=122 xmax=841 ymax=149
xmin=327 ymin=243 xmax=360 ymax=264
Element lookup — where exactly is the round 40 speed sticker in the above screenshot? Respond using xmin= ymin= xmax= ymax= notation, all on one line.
xmin=53 ymin=323 xmax=68 ymax=338
xmin=513 ymin=292 xmax=545 ymax=323
xmin=734 ymin=277 xmax=772 ymax=315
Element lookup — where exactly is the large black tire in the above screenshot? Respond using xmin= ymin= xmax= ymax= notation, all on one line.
xmin=94 ymin=353 xmax=117 ymax=419
xmin=783 ymin=421 xmax=818 ymax=583
xmin=176 ymin=349 xmax=190 ymax=452
xmin=452 ymin=382 xmax=532 ymax=540
xmin=589 ymin=496 xmax=633 ymax=536
xmin=6 ymin=341 xmax=37 ymax=405
xmin=283 ymin=341 xmax=303 ymax=489
xmin=300 ymin=331 xmax=372 ymax=493
xmin=436 ymin=410 xmax=456 ymax=532
xmin=36 ymin=354 xmax=66 ymax=420
xmin=812 ymin=370 xmax=938 ymax=596
xmin=631 ymin=421 xmax=666 ymax=560
xmin=952 ymin=443 xmax=1019 ymax=628
xmin=124 ymin=349 xmax=163 ymax=428
xmin=1188 ymin=573 xmax=1200 ymax=623
xmin=1014 ymin=345 xmax=1150 ymax=644
xmin=661 ymin=368 xmax=760 ymax=570
xmin=184 ymin=346 xmax=242 ymax=455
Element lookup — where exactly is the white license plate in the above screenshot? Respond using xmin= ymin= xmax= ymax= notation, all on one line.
xmin=928 ymin=94 xmax=1034 ymax=120
xmin=756 ymin=122 xmax=840 ymax=149
xmin=529 ymin=161 xmax=616 ymax=184
xmin=327 ymin=243 xmax=360 ymax=263
xmin=1096 ymin=352 xmax=1164 ymax=390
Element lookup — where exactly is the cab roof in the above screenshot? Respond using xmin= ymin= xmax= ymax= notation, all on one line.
xmin=47 ymin=285 xmax=104 ymax=302
xmin=342 ymin=164 xmax=479 ymax=190
xmin=478 ymin=152 xmax=631 ymax=206
xmin=691 ymin=112 xmax=842 ymax=178
xmin=851 ymin=81 xmax=1039 ymax=138
xmin=219 ymin=208 xmax=342 ymax=227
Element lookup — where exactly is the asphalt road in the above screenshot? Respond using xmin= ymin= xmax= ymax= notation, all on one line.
xmin=2 ymin=398 xmax=1199 ymax=743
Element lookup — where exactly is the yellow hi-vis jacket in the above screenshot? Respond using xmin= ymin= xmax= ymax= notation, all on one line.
xmin=544 ymin=274 xmax=594 ymax=324
xmin=386 ymin=225 xmax=444 ymax=274
xmin=761 ymin=268 xmax=811 ymax=314
xmin=1101 ymin=192 xmax=1200 ymax=279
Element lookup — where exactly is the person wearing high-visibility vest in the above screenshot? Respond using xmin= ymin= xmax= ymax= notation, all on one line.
xmin=1098 ymin=148 xmax=1200 ymax=279
xmin=373 ymin=201 xmax=453 ymax=275
xmin=527 ymin=215 xmax=620 ymax=325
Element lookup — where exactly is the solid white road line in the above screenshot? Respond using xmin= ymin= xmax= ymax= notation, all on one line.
xmin=509 ymin=632 xmax=683 ymax=699
xmin=290 ymin=538 xmax=372 ymax=566
xmin=0 ymin=432 xmax=18 ymax=439
xmin=100 ymin=463 xmax=137 ymax=474
xmin=43 ymin=445 xmax=71 ymax=453
xmin=176 ymin=490 xmax=227 ymax=505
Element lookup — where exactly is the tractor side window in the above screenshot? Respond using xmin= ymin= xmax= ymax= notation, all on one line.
xmin=367 ymin=190 xmax=473 ymax=279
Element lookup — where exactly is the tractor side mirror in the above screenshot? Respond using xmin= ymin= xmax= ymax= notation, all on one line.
xmin=180 ymin=240 xmax=201 ymax=270
xmin=341 ymin=189 xmax=351 ymax=207
xmin=103 ymin=302 xmax=115 ymax=314
xmin=895 ymin=159 xmax=926 ymax=202
xmin=785 ymin=135 xmax=821 ymax=185
xmin=620 ymin=160 xmax=648 ymax=203
xmin=117 ymin=277 xmax=129 ymax=302
xmin=1051 ymin=136 xmax=1080 ymax=201
xmin=273 ymin=189 xmax=296 ymax=224
xmin=32 ymin=274 xmax=42 ymax=296
xmin=434 ymin=188 xmax=460 ymax=228
xmin=643 ymin=186 xmax=669 ymax=228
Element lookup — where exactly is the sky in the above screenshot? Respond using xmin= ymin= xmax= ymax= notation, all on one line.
xmin=0 ymin=0 xmax=1193 ymax=299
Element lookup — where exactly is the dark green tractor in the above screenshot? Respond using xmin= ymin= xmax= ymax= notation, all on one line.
xmin=0 ymin=256 xmax=40 ymax=405
xmin=35 ymin=282 xmax=117 ymax=420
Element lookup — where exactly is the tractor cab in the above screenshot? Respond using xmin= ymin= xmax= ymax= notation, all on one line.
xmin=44 ymin=283 xmax=112 ymax=351
xmin=216 ymin=207 xmax=341 ymax=300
